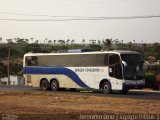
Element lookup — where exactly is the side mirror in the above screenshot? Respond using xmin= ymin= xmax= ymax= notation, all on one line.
xmin=122 ymin=61 xmax=127 ymax=71
xmin=109 ymin=68 xmax=113 ymax=73
xmin=144 ymin=61 xmax=151 ymax=70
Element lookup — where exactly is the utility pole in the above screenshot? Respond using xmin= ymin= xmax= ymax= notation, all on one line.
xmin=8 ymin=48 xmax=10 ymax=85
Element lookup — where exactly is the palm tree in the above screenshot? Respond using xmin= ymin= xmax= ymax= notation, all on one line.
xmin=53 ymin=40 xmax=56 ymax=44
xmin=89 ymin=40 xmax=96 ymax=44
xmin=127 ymin=42 xmax=133 ymax=50
xmin=45 ymin=38 xmax=48 ymax=44
xmin=0 ymin=37 xmax=2 ymax=44
xmin=16 ymin=38 xmax=26 ymax=44
xmin=133 ymin=40 xmax=135 ymax=43
xmin=102 ymin=38 xmax=114 ymax=50
xmin=58 ymin=40 xmax=65 ymax=44
xmin=25 ymin=39 xmax=29 ymax=44
xmin=106 ymin=39 xmax=114 ymax=49
xmin=6 ymin=39 xmax=13 ymax=44
xmin=71 ymin=40 xmax=74 ymax=44
xmin=30 ymin=38 xmax=34 ymax=43
xmin=121 ymin=40 xmax=123 ymax=44
xmin=35 ymin=40 xmax=39 ymax=44
xmin=82 ymin=39 xmax=85 ymax=45
xmin=66 ymin=39 xmax=70 ymax=44
xmin=98 ymin=40 xmax=101 ymax=45
xmin=48 ymin=40 xmax=52 ymax=44
xmin=13 ymin=38 xmax=17 ymax=43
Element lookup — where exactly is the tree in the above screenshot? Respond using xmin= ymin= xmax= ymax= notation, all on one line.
xmin=25 ymin=39 xmax=29 ymax=44
xmin=0 ymin=62 xmax=7 ymax=77
xmin=98 ymin=40 xmax=101 ymax=45
xmin=102 ymin=38 xmax=114 ymax=50
xmin=127 ymin=42 xmax=133 ymax=50
xmin=35 ymin=40 xmax=39 ymax=44
xmin=121 ymin=40 xmax=123 ymax=44
xmin=82 ymin=39 xmax=85 ymax=45
xmin=58 ymin=40 xmax=65 ymax=44
xmin=13 ymin=38 xmax=17 ymax=43
xmin=66 ymin=39 xmax=70 ymax=44
xmin=0 ymin=37 xmax=2 ymax=44
xmin=16 ymin=38 xmax=27 ymax=44
xmin=71 ymin=40 xmax=74 ymax=44
xmin=153 ymin=43 xmax=160 ymax=60
xmin=48 ymin=40 xmax=52 ymax=44
xmin=133 ymin=40 xmax=135 ymax=43
xmin=113 ymin=39 xmax=120 ymax=49
xmin=53 ymin=40 xmax=56 ymax=44
xmin=106 ymin=39 xmax=114 ymax=49
xmin=117 ymin=40 xmax=125 ymax=50
xmin=6 ymin=39 xmax=13 ymax=44
xmin=89 ymin=40 xmax=96 ymax=44
xmin=30 ymin=38 xmax=34 ymax=43
xmin=45 ymin=38 xmax=48 ymax=44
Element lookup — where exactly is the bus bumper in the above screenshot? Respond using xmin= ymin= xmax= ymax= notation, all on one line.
xmin=123 ymin=83 xmax=145 ymax=90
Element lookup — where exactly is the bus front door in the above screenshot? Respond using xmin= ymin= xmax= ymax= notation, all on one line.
xmin=109 ymin=54 xmax=123 ymax=90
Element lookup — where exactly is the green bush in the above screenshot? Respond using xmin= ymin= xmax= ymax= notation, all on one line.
xmin=145 ymin=71 xmax=158 ymax=90
xmin=17 ymin=71 xmax=23 ymax=76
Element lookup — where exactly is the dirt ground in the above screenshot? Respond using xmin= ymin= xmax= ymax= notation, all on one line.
xmin=0 ymin=91 xmax=160 ymax=120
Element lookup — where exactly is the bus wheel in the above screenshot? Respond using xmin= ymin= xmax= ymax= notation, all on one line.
xmin=50 ymin=80 xmax=59 ymax=91
xmin=40 ymin=79 xmax=49 ymax=91
xmin=102 ymin=82 xmax=112 ymax=94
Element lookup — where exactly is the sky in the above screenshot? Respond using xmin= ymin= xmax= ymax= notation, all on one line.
xmin=0 ymin=0 xmax=160 ymax=43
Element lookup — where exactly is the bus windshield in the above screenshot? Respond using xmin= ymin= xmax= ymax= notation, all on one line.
xmin=121 ymin=54 xmax=144 ymax=80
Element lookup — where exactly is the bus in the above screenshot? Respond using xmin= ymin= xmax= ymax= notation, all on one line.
xmin=23 ymin=50 xmax=145 ymax=94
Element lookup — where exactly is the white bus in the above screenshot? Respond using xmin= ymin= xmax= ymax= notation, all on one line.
xmin=23 ymin=50 xmax=145 ymax=94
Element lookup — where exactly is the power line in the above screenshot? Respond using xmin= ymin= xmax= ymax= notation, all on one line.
xmin=0 ymin=11 xmax=84 ymax=18
xmin=0 ymin=15 xmax=160 ymax=21
xmin=63 ymin=0 xmax=130 ymax=5
xmin=1 ymin=11 xmax=160 ymax=19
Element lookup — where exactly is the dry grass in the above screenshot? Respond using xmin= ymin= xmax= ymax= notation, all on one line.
xmin=0 ymin=91 xmax=159 ymax=119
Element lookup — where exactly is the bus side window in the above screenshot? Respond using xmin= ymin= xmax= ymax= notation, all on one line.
xmin=26 ymin=57 xmax=31 ymax=66
xmin=104 ymin=54 xmax=109 ymax=66
xmin=26 ymin=56 xmax=38 ymax=66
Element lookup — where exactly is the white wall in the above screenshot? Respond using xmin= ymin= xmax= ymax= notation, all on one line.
xmin=0 ymin=75 xmax=25 ymax=85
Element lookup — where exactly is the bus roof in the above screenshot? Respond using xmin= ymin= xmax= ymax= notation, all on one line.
xmin=24 ymin=50 xmax=140 ymax=57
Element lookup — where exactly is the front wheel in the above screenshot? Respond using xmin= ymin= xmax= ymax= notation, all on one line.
xmin=50 ymin=80 xmax=59 ymax=91
xmin=102 ymin=82 xmax=112 ymax=94
xmin=40 ymin=79 xmax=50 ymax=91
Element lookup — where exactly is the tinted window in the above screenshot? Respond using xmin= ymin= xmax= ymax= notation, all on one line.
xmin=26 ymin=54 xmax=109 ymax=67
xmin=26 ymin=56 xmax=38 ymax=66
xmin=121 ymin=54 xmax=144 ymax=80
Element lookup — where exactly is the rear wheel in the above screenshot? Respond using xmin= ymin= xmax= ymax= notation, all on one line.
xmin=50 ymin=80 xmax=59 ymax=91
xmin=102 ymin=82 xmax=112 ymax=94
xmin=40 ymin=79 xmax=50 ymax=91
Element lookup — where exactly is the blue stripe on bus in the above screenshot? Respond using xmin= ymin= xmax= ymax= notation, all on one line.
xmin=23 ymin=67 xmax=90 ymax=88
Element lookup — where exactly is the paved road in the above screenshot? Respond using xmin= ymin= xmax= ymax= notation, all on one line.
xmin=0 ymin=85 xmax=160 ymax=101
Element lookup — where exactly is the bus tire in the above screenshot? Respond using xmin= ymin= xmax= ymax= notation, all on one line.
xmin=50 ymin=80 xmax=59 ymax=91
xmin=102 ymin=81 xmax=112 ymax=94
xmin=40 ymin=79 xmax=50 ymax=91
